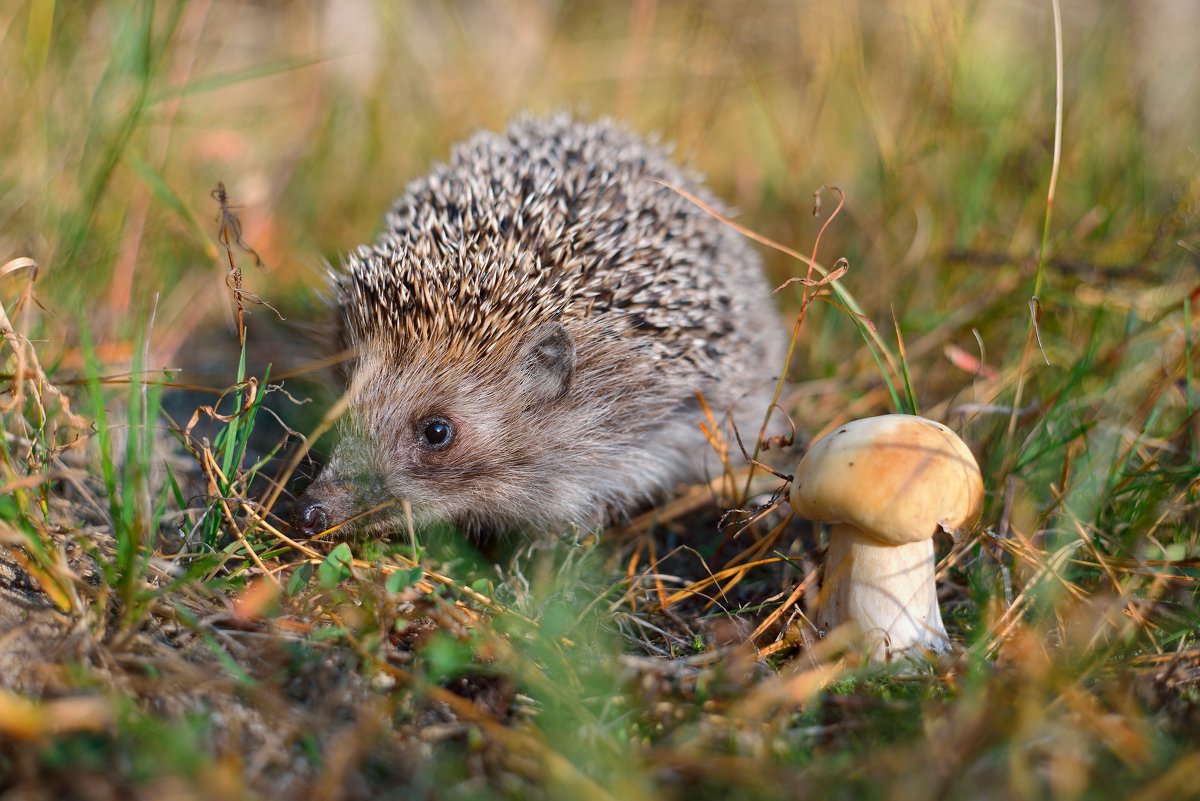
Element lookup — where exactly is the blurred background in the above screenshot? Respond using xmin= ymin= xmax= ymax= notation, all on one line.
xmin=2 ymin=0 xmax=1196 ymax=408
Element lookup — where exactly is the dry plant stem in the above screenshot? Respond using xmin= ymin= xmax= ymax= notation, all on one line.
xmin=696 ymin=391 xmax=737 ymax=499
xmin=0 ymin=273 xmax=88 ymax=430
xmin=1007 ymin=0 xmax=1064 ymax=445
xmin=696 ymin=509 xmax=791 ymax=611
xmin=751 ymin=565 xmax=819 ymax=645
xmin=215 ymin=189 xmax=247 ymax=349
xmin=236 ymin=500 xmax=322 ymax=560
xmin=619 ymin=464 xmax=779 ymax=538
xmin=658 ymin=182 xmax=890 ymax=496
xmin=1039 ymin=0 xmax=1065 ymax=299
xmin=645 ymin=534 xmax=667 ymax=608
xmin=260 ymin=389 xmax=353 ymax=519
xmin=986 ymin=540 xmax=1087 ymax=651
xmin=659 ymin=556 xmax=785 ymax=608
xmin=204 ymin=453 xmax=279 ymax=588
xmin=741 ymin=187 xmax=848 ymax=502
xmin=305 ymin=498 xmax=401 ymax=541
xmin=818 ymin=524 xmax=949 ymax=659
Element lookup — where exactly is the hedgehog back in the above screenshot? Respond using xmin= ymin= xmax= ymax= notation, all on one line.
xmin=336 ymin=115 xmax=771 ymax=381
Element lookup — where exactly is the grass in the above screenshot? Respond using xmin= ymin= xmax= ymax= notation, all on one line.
xmin=1 ymin=1 xmax=1198 ymax=799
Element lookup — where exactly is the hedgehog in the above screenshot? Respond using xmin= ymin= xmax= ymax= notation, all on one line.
xmin=292 ymin=115 xmax=788 ymax=538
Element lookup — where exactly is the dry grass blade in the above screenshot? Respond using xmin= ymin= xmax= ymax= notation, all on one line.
xmin=0 ymin=690 xmax=113 ymax=739
xmin=182 ymin=377 xmax=259 ymax=440
xmin=0 ymin=283 xmax=88 ymax=431
xmin=750 ymin=565 xmax=819 ymax=644
xmin=659 ymin=556 xmax=786 ymax=609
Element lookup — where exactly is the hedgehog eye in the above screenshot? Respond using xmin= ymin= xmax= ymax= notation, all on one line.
xmin=419 ymin=416 xmax=454 ymax=450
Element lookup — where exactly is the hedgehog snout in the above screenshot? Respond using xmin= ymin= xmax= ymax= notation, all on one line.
xmin=293 ymin=493 xmax=331 ymax=539
xmin=291 ymin=437 xmax=401 ymax=538
xmin=292 ymin=470 xmax=358 ymax=538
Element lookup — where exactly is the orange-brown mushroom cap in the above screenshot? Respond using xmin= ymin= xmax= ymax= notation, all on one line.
xmin=789 ymin=415 xmax=984 ymax=545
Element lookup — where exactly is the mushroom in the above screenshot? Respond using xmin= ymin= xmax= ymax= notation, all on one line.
xmin=789 ymin=414 xmax=983 ymax=660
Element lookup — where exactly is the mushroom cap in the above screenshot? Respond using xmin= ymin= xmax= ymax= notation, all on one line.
xmin=789 ymin=414 xmax=983 ymax=545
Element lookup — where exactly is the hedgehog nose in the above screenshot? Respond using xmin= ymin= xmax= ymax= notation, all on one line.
xmin=293 ymin=495 xmax=331 ymax=539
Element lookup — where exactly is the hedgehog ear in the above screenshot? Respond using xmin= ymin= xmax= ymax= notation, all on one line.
xmin=520 ymin=322 xmax=576 ymax=403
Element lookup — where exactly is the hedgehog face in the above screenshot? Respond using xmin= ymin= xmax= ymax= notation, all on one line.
xmin=292 ymin=323 xmax=579 ymax=538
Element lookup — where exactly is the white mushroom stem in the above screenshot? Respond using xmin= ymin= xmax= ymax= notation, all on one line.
xmin=818 ymin=524 xmax=950 ymax=660
xmin=790 ymin=415 xmax=982 ymax=662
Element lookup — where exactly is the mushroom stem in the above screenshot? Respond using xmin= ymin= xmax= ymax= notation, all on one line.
xmin=818 ymin=523 xmax=950 ymax=660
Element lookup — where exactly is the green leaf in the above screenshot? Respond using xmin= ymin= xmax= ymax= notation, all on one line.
xmin=385 ymin=566 xmax=424 ymax=594
xmin=148 ymin=56 xmax=327 ymax=103
xmin=317 ymin=543 xmax=354 ymax=589
xmin=286 ymin=562 xmax=314 ymax=597
xmin=425 ymin=634 xmax=474 ymax=682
